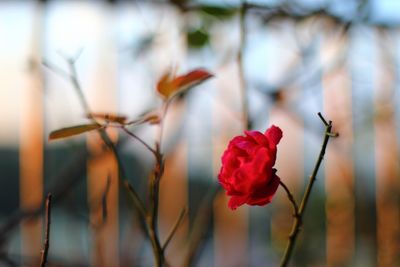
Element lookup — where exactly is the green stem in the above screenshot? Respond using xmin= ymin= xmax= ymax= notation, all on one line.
xmin=279 ymin=113 xmax=337 ymax=267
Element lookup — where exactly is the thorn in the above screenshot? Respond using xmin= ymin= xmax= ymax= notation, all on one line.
xmin=327 ymin=132 xmax=339 ymax=137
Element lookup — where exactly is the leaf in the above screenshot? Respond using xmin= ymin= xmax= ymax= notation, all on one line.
xmin=173 ymin=69 xmax=213 ymax=91
xmin=156 ymin=71 xmax=175 ymax=99
xmin=156 ymin=69 xmax=213 ymax=99
xmin=143 ymin=114 xmax=161 ymax=124
xmin=87 ymin=113 xmax=127 ymax=124
xmin=125 ymin=109 xmax=161 ymax=126
xmin=187 ymin=29 xmax=209 ymax=49
xmin=49 ymin=123 xmax=102 ymax=140
xmin=200 ymin=5 xmax=237 ymax=19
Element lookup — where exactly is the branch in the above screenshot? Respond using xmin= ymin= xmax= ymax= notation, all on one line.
xmin=162 ymin=207 xmax=187 ymax=251
xmin=121 ymin=127 xmax=157 ymax=156
xmin=43 ymin=56 xmax=148 ymax=226
xmin=40 ymin=193 xmax=52 ymax=267
xmin=148 ymin=149 xmax=165 ymax=267
xmin=279 ymin=180 xmax=299 ymax=218
xmin=279 ymin=112 xmax=338 ymax=267
xmin=184 ymin=186 xmax=220 ymax=267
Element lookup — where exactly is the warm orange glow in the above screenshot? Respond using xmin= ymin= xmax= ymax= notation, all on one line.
xmin=87 ymin=128 xmax=119 ymax=267
xmin=19 ymin=62 xmax=43 ymax=263
xmin=159 ymin=141 xmax=189 ymax=266
xmin=323 ymin=67 xmax=355 ymax=266
xmin=213 ymin=64 xmax=248 ymax=267
xmin=269 ymin=106 xmax=304 ymax=253
xmin=374 ymin=54 xmax=400 ymax=267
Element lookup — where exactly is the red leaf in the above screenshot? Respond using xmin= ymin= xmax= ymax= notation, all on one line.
xmin=156 ymin=71 xmax=175 ymax=99
xmin=156 ymin=68 xmax=213 ymax=99
xmin=49 ymin=123 xmax=102 ymax=140
xmin=87 ymin=113 xmax=127 ymax=124
xmin=143 ymin=114 xmax=161 ymax=124
xmin=173 ymin=69 xmax=213 ymax=91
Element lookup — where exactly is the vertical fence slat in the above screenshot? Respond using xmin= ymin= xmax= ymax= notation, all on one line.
xmin=10 ymin=3 xmax=400 ymax=266
xmin=151 ymin=6 xmax=189 ymax=266
xmin=323 ymin=61 xmax=355 ymax=266
xmin=213 ymin=65 xmax=248 ymax=267
xmin=19 ymin=2 xmax=43 ymax=264
xmin=269 ymin=106 xmax=303 ymax=264
xmin=350 ymin=26 xmax=377 ymax=265
xmin=86 ymin=4 xmax=119 ymax=267
xmin=159 ymin=140 xmax=188 ymax=267
xmin=87 ymin=130 xmax=119 ymax=267
xmin=374 ymin=32 xmax=400 ymax=267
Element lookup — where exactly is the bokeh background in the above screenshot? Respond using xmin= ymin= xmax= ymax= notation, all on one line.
xmin=0 ymin=0 xmax=399 ymax=266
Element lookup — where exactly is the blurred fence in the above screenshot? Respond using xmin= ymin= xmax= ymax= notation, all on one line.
xmin=0 ymin=1 xmax=399 ymax=267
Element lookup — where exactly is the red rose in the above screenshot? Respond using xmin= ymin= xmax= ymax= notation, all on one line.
xmin=218 ymin=125 xmax=283 ymax=210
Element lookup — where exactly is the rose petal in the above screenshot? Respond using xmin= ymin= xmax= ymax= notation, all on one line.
xmin=228 ymin=195 xmax=248 ymax=210
xmin=251 ymin=147 xmax=274 ymax=173
xmin=247 ymin=173 xmax=280 ymax=206
xmin=245 ymin=130 xmax=268 ymax=146
xmin=218 ymin=125 xmax=283 ymax=210
xmin=265 ymin=125 xmax=283 ymax=147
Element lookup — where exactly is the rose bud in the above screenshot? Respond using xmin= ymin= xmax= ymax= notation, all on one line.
xmin=218 ymin=125 xmax=283 ymax=210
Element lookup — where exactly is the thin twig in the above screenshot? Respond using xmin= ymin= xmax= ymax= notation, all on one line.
xmin=43 ymin=56 xmax=148 ymax=222
xmin=146 ymin=99 xmax=173 ymax=267
xmin=42 ymin=60 xmax=70 ymax=81
xmin=279 ymin=113 xmax=338 ymax=267
xmin=279 ymin=180 xmax=299 ymax=218
xmin=121 ymin=127 xmax=157 ymax=156
xmin=66 ymin=58 xmax=148 ymax=223
xmin=68 ymin=62 xmax=91 ymax=113
xmin=184 ymin=186 xmax=221 ymax=267
xmin=317 ymin=112 xmax=328 ymax=126
xmin=123 ymin=181 xmax=147 ymax=221
xmin=162 ymin=207 xmax=187 ymax=251
xmin=39 ymin=193 xmax=52 ymax=267
xmin=148 ymin=148 xmax=165 ymax=267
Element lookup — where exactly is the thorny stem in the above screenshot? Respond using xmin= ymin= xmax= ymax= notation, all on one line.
xmin=238 ymin=0 xmax=249 ymax=130
xmin=279 ymin=112 xmax=338 ymax=267
xmin=39 ymin=193 xmax=52 ymax=267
